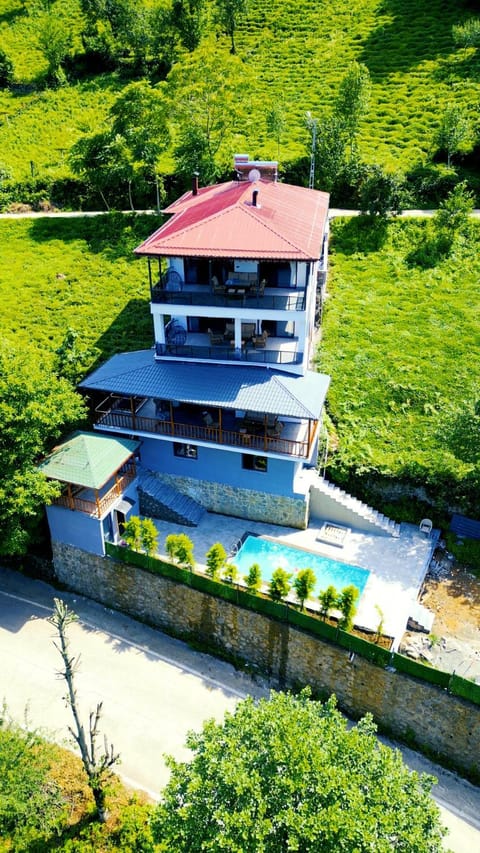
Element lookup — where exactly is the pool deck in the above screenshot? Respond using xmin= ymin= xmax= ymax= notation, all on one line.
xmin=151 ymin=511 xmax=437 ymax=650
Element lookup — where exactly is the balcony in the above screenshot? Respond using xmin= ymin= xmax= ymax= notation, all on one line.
xmin=52 ymin=462 xmax=137 ymax=518
xmin=95 ymin=397 xmax=317 ymax=460
xmin=151 ymin=281 xmax=306 ymax=312
xmin=155 ymin=331 xmax=303 ymax=367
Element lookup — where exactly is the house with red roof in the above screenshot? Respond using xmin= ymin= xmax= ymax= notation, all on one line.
xmin=42 ymin=155 xmax=403 ymax=558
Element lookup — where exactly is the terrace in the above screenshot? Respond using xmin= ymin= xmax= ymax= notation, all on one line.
xmin=53 ymin=461 xmax=136 ymax=517
xmin=94 ymin=395 xmax=317 ymax=459
xmin=148 ymin=261 xmax=308 ymax=313
xmin=155 ymin=328 xmax=303 ymax=367
xmin=151 ymin=281 xmax=306 ymax=312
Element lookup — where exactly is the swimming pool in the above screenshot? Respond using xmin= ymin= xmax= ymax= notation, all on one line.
xmin=234 ymin=535 xmax=370 ymax=599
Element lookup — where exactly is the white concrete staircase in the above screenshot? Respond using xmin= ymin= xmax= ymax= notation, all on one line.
xmin=306 ymin=470 xmax=400 ymax=537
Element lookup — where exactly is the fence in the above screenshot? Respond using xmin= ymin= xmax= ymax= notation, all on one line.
xmin=105 ymin=542 xmax=480 ymax=707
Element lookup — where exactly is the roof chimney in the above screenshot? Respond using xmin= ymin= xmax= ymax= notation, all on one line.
xmin=252 ymin=189 xmax=259 ymax=207
xmin=192 ymin=172 xmax=199 ymax=196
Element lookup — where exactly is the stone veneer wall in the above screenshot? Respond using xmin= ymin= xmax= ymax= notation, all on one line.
xmin=52 ymin=541 xmax=479 ymax=778
xmin=154 ymin=472 xmax=309 ymax=529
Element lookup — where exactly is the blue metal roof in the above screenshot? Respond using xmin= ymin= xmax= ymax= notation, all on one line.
xmin=80 ymin=351 xmax=330 ymax=419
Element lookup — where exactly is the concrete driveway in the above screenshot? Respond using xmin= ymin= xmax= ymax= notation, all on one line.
xmin=0 ymin=566 xmax=479 ymax=851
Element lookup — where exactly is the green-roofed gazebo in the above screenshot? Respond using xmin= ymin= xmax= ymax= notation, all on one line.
xmin=39 ymin=431 xmax=140 ymax=518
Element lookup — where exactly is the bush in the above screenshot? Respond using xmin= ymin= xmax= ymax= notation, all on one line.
xmin=222 ymin=562 xmax=238 ymax=584
xmin=205 ymin=542 xmax=227 ymax=580
xmin=268 ymin=567 xmax=292 ymax=601
xmin=319 ymin=584 xmax=338 ymax=619
xmin=0 ymin=48 xmax=13 ymax=89
xmin=337 ymin=585 xmax=359 ymax=631
xmin=244 ymin=562 xmax=262 ymax=594
xmin=165 ymin=533 xmax=195 ymax=568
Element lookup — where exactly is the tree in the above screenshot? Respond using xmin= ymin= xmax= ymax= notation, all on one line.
xmin=0 ymin=343 xmax=85 ymax=556
xmin=452 ymin=18 xmax=480 ymax=50
xmin=359 ymin=164 xmax=405 ymax=217
xmin=337 ymin=584 xmax=359 ymax=631
xmin=0 ymin=707 xmax=66 ymax=849
xmin=167 ymin=44 xmax=249 ymax=185
xmin=49 ymin=599 xmax=120 ymax=822
xmin=122 ymin=515 xmax=143 ymax=550
xmin=335 ymin=62 xmax=371 ymax=154
xmin=54 ymin=327 xmax=92 ymax=384
xmin=435 ymin=105 xmax=473 ymax=167
xmin=266 ymin=103 xmax=286 ymax=160
xmin=140 ymin=517 xmax=159 ymax=556
xmin=173 ymin=0 xmax=206 ymax=51
xmin=244 ymin=562 xmax=262 ymax=594
xmin=268 ymin=566 xmax=291 ymax=601
xmin=110 ymin=81 xmax=169 ymax=209
xmin=215 ymin=0 xmax=248 ymax=54
xmin=293 ymin=567 xmax=316 ymax=610
xmin=319 ymin=584 xmax=338 ymax=619
xmin=205 ymin=542 xmax=227 ymax=579
xmin=165 ymin=532 xmax=195 ymax=568
xmin=312 ymin=112 xmax=349 ymax=192
xmin=152 ymin=689 xmax=445 ymax=851
xmin=434 ymin=180 xmax=474 ymax=237
xmin=222 ymin=561 xmax=238 ymax=583
xmin=38 ymin=14 xmax=72 ymax=86
xmin=70 ymin=131 xmax=135 ymax=210
xmin=0 ymin=48 xmax=13 ymax=89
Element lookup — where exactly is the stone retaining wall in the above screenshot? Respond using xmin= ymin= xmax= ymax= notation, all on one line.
xmin=52 ymin=541 xmax=479 ymax=778
xmin=155 ymin=472 xmax=309 ymax=529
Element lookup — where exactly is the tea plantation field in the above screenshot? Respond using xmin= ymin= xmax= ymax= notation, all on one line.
xmin=319 ymin=216 xmax=480 ymax=513
xmin=0 ymin=0 xmax=479 ymax=190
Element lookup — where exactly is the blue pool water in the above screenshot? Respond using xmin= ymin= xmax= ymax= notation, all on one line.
xmin=235 ymin=535 xmax=370 ymax=599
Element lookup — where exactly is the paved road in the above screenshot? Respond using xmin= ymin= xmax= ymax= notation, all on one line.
xmin=0 ymin=566 xmax=479 ymax=851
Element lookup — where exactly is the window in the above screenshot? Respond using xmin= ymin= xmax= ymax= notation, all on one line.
xmin=242 ymin=454 xmax=267 ymax=472
xmin=174 ymin=443 xmax=198 ymax=459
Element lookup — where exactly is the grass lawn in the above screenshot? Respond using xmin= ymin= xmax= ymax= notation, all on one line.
xmin=0 ymin=214 xmax=156 ymax=369
xmin=318 ymin=216 xmax=480 ymax=510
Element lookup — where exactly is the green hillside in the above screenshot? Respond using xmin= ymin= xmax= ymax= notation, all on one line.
xmin=0 ymin=0 xmax=479 ymax=204
xmin=320 ymin=215 xmax=480 ymax=515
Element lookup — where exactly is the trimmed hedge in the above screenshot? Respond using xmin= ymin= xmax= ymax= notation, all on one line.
xmin=105 ymin=543 xmax=479 ymax=706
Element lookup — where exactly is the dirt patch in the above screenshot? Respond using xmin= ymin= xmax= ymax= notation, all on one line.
xmin=400 ymin=556 xmax=480 ymax=682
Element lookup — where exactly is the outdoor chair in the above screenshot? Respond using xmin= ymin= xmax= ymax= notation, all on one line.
xmin=208 ymin=327 xmax=224 ymax=346
xmin=252 ymin=330 xmax=268 ymax=348
xmin=419 ymin=518 xmax=433 ymax=537
xmin=211 ymin=275 xmax=225 ymax=294
xmin=202 ymin=411 xmax=219 ymax=428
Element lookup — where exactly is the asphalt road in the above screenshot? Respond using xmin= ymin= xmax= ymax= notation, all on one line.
xmin=0 ymin=566 xmax=479 ymax=852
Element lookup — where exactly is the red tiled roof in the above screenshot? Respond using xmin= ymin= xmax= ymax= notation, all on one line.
xmin=135 ymin=179 xmax=329 ymax=260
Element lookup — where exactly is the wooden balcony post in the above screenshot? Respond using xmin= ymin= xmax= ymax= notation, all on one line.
xmin=95 ymin=491 xmax=101 ymax=518
xmin=130 ymin=396 xmax=136 ymax=429
xmin=67 ymin=483 xmax=74 ymax=511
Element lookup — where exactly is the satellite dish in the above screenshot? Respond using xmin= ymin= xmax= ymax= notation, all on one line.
xmin=248 ymin=168 xmax=261 ymax=182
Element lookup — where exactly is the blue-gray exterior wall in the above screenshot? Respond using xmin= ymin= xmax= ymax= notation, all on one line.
xmin=46 ymin=505 xmax=105 ymax=556
xmin=138 ymin=437 xmax=299 ymax=497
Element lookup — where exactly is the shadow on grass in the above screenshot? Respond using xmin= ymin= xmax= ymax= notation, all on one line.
xmin=79 ymin=298 xmax=152 ymax=374
xmin=359 ymin=0 xmax=461 ymax=80
xmin=331 ymin=215 xmax=388 ymax=255
xmin=27 ymin=213 xmax=163 ymax=261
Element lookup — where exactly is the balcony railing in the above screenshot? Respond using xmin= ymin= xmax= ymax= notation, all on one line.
xmin=151 ymin=285 xmax=306 ymax=312
xmin=96 ymin=407 xmax=311 ymax=459
xmin=155 ymin=342 xmax=303 ymax=366
xmin=53 ymin=465 xmax=136 ymax=518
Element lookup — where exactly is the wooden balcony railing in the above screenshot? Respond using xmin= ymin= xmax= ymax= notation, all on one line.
xmin=96 ymin=410 xmax=310 ymax=458
xmin=53 ymin=466 xmax=136 ymax=518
